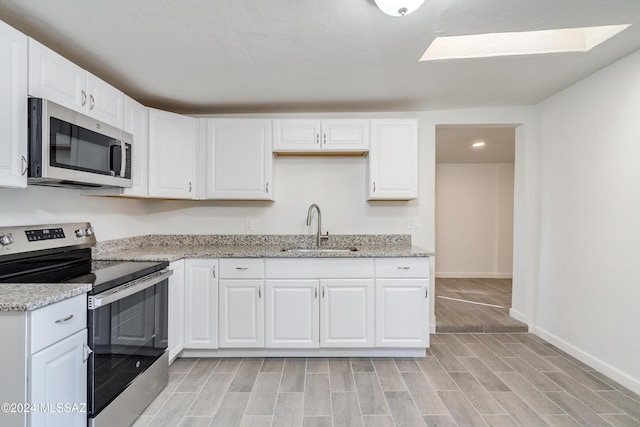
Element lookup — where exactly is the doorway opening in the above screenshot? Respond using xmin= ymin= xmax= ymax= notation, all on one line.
xmin=434 ymin=125 xmax=527 ymax=333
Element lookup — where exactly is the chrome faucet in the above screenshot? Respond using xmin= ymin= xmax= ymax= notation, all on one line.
xmin=306 ymin=203 xmax=329 ymax=247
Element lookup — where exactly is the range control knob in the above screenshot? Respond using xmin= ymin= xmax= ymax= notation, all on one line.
xmin=74 ymin=229 xmax=86 ymax=238
xmin=0 ymin=234 xmax=14 ymax=246
xmin=85 ymin=227 xmax=94 ymax=236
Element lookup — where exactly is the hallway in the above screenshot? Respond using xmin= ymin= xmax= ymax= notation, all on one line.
xmin=435 ymin=278 xmax=528 ymax=333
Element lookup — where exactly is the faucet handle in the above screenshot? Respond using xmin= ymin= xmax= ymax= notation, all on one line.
xmin=321 ymin=231 xmax=329 ymax=242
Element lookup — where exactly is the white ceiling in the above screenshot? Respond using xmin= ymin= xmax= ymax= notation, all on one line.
xmin=436 ymin=126 xmax=515 ymax=163
xmin=1 ymin=0 xmax=639 ymax=114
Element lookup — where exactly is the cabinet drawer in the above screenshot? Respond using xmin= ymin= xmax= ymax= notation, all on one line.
xmin=374 ymin=258 xmax=429 ymax=278
xmin=30 ymin=294 xmax=87 ymax=354
xmin=266 ymin=259 xmax=374 ymax=279
xmin=219 ymin=258 xmax=264 ymax=279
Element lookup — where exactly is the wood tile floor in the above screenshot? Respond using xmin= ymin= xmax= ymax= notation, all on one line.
xmin=436 ymin=278 xmax=528 ymax=333
xmin=133 ymin=333 xmax=640 ymax=426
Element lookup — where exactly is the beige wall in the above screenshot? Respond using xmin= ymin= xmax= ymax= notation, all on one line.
xmin=435 ymin=162 xmax=514 ymax=278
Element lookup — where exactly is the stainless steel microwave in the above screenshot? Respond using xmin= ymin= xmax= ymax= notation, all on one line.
xmin=28 ymin=98 xmax=133 ymax=188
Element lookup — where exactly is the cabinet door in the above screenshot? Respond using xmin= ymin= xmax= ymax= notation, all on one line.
xmin=375 ymin=279 xmax=429 ymax=347
xmin=322 ymin=119 xmax=370 ymax=151
xmin=168 ymin=260 xmax=185 ymax=362
xmin=30 ymin=329 xmax=87 ymax=427
xmin=122 ymin=96 xmax=149 ymax=197
xmin=272 ymin=119 xmax=321 ymax=152
xmin=0 ymin=21 xmax=27 ymax=189
xmin=369 ymin=119 xmax=418 ymax=200
xmin=28 ymin=38 xmax=85 ymax=114
xmin=148 ymin=108 xmax=197 ymax=199
xmin=86 ymin=72 xmax=125 ymax=129
xmin=219 ymin=280 xmax=264 ymax=348
xmin=206 ymin=119 xmax=273 ymax=200
xmin=320 ymin=279 xmax=374 ymax=348
xmin=265 ymin=280 xmax=319 ymax=348
xmin=184 ymin=259 xmax=218 ymax=349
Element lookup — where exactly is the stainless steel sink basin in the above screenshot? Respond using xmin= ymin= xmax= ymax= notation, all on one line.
xmin=281 ymin=247 xmax=358 ymax=254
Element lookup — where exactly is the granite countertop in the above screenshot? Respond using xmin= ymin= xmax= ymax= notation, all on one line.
xmin=92 ymin=243 xmax=432 ymax=262
xmin=0 ymin=234 xmax=433 ymax=313
xmin=0 ymin=283 xmax=92 ymax=312
xmin=92 ymin=234 xmax=434 ymax=262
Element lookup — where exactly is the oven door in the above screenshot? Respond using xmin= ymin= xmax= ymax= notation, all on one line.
xmin=87 ymin=270 xmax=170 ymax=418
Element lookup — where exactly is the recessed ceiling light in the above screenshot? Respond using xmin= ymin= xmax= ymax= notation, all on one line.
xmin=419 ymin=24 xmax=631 ymax=62
xmin=472 ymin=141 xmax=485 ymax=147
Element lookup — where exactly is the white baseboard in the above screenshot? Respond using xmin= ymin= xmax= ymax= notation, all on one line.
xmin=435 ymin=272 xmax=513 ymax=279
xmin=509 ymin=308 xmax=527 ymax=323
xmin=182 ymin=348 xmax=427 ymax=358
xmin=531 ymin=325 xmax=640 ymax=395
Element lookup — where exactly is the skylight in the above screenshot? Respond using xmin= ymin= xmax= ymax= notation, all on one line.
xmin=419 ymin=24 xmax=631 ymax=62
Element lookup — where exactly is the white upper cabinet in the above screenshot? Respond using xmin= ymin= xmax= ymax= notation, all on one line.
xmin=122 ymin=96 xmax=149 ymax=197
xmin=368 ymin=119 xmax=418 ymax=200
xmin=28 ymin=38 xmax=124 ymax=129
xmin=85 ymin=72 xmax=125 ymax=129
xmin=205 ymin=119 xmax=273 ymax=200
xmin=148 ymin=108 xmax=198 ymax=199
xmin=273 ymin=119 xmax=369 ymax=153
xmin=323 ymin=119 xmax=370 ymax=151
xmin=0 ymin=20 xmax=28 ymax=189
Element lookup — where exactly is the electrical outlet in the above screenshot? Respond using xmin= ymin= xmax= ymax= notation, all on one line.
xmin=245 ymin=218 xmax=255 ymax=232
xmin=408 ymin=217 xmax=420 ymax=230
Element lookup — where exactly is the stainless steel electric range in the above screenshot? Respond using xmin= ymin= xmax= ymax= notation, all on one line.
xmin=0 ymin=222 xmax=171 ymax=427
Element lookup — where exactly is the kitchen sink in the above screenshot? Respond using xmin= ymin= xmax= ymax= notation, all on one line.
xmin=281 ymin=247 xmax=358 ymax=254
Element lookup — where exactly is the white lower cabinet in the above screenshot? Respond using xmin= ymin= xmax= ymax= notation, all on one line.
xmin=184 ymin=259 xmax=218 ymax=349
xmin=375 ymin=279 xmax=429 ymax=347
xmin=374 ymin=257 xmax=430 ymax=347
xmin=178 ymin=257 xmax=430 ymax=355
xmin=30 ymin=329 xmax=87 ymax=427
xmin=218 ymin=280 xmax=264 ymax=347
xmin=320 ymin=279 xmax=374 ymax=348
xmin=0 ymin=294 xmax=88 ymax=427
xmin=168 ymin=260 xmax=185 ymax=362
xmin=265 ymin=280 xmax=319 ymax=348
xmin=264 ymin=259 xmax=377 ymax=349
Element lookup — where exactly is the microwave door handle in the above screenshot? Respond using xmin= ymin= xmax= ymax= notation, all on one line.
xmin=88 ymin=269 xmax=173 ymax=309
xmin=120 ymin=141 xmax=127 ymax=178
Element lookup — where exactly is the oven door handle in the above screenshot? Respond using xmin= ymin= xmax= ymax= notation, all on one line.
xmin=88 ymin=269 xmax=173 ymax=310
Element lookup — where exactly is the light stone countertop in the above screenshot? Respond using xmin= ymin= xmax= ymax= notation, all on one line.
xmin=0 ymin=234 xmax=434 ymax=312
xmin=91 ymin=243 xmax=433 ymax=262
xmin=0 ymin=283 xmax=92 ymax=312
xmin=91 ymin=233 xmax=435 ymax=262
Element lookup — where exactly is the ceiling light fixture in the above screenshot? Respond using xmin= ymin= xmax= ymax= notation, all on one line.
xmin=472 ymin=141 xmax=486 ymax=147
xmin=374 ymin=0 xmax=426 ymax=17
